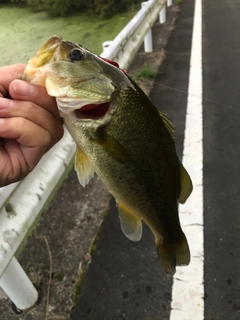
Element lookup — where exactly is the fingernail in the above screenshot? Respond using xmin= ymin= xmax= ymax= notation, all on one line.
xmin=12 ymin=80 xmax=33 ymax=97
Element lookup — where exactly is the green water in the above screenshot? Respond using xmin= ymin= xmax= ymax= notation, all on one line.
xmin=0 ymin=5 xmax=130 ymax=67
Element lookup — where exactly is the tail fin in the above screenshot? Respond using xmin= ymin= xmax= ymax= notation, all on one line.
xmin=155 ymin=233 xmax=190 ymax=275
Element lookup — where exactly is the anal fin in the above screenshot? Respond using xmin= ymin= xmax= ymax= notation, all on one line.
xmin=117 ymin=202 xmax=142 ymax=242
xmin=74 ymin=147 xmax=95 ymax=187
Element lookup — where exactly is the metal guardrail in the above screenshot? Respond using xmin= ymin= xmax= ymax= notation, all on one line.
xmin=101 ymin=0 xmax=168 ymax=69
xmin=0 ymin=0 xmax=171 ymax=311
xmin=0 ymin=128 xmax=76 ymax=310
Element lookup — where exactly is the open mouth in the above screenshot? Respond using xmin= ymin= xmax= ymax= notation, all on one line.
xmin=74 ymin=102 xmax=110 ymax=120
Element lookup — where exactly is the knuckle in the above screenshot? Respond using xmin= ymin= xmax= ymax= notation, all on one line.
xmin=16 ymin=117 xmax=28 ymax=128
xmin=25 ymin=101 xmax=37 ymax=114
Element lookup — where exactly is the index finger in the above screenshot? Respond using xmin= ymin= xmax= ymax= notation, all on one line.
xmin=0 ymin=64 xmax=26 ymax=96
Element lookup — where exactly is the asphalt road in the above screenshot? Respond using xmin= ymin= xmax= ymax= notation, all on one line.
xmin=71 ymin=0 xmax=240 ymax=319
xmin=203 ymin=0 xmax=240 ymax=319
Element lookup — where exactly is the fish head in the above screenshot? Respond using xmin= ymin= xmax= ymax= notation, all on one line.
xmin=23 ymin=35 xmax=131 ymax=125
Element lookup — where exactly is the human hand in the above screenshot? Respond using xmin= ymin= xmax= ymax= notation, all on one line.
xmin=0 ymin=64 xmax=63 ymax=187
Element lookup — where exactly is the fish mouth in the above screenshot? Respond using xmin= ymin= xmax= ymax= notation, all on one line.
xmin=74 ymin=102 xmax=110 ymax=120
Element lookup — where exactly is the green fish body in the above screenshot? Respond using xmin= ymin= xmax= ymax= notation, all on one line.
xmin=23 ymin=35 xmax=193 ymax=274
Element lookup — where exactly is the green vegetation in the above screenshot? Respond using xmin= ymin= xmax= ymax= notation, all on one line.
xmin=4 ymin=0 xmax=142 ymax=18
xmin=0 ymin=5 xmax=131 ymax=66
xmin=134 ymin=64 xmax=158 ymax=81
xmin=73 ymin=270 xmax=86 ymax=305
xmin=55 ymin=272 xmax=65 ymax=281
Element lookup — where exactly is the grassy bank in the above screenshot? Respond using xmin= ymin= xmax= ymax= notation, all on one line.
xmin=0 ymin=4 xmax=130 ymax=66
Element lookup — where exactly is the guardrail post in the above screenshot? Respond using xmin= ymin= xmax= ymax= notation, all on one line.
xmin=159 ymin=5 xmax=166 ymax=23
xmin=167 ymin=0 xmax=172 ymax=6
xmin=141 ymin=2 xmax=153 ymax=52
xmin=0 ymin=257 xmax=38 ymax=311
xmin=143 ymin=29 xmax=153 ymax=52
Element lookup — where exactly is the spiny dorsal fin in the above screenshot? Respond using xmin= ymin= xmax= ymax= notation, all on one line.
xmin=117 ymin=201 xmax=142 ymax=242
xmin=159 ymin=111 xmax=175 ymax=141
xmin=178 ymin=162 xmax=193 ymax=204
xmin=74 ymin=147 xmax=95 ymax=187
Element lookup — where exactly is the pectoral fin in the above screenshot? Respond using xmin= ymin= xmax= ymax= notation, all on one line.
xmin=74 ymin=147 xmax=95 ymax=187
xmin=178 ymin=162 xmax=193 ymax=204
xmin=117 ymin=202 xmax=142 ymax=242
xmin=92 ymin=127 xmax=128 ymax=163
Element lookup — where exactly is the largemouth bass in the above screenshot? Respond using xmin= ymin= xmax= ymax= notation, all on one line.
xmin=23 ymin=35 xmax=193 ymax=274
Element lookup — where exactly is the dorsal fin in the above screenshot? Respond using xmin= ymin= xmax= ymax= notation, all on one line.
xmin=159 ymin=111 xmax=175 ymax=141
xmin=117 ymin=201 xmax=142 ymax=242
xmin=74 ymin=147 xmax=95 ymax=187
xmin=178 ymin=162 xmax=193 ymax=204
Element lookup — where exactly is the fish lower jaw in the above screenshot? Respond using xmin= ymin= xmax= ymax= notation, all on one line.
xmin=57 ymin=97 xmax=113 ymax=121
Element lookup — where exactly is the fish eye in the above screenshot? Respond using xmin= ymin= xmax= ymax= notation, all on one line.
xmin=69 ymin=49 xmax=84 ymax=61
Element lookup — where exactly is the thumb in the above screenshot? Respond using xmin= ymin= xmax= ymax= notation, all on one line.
xmin=9 ymin=80 xmax=35 ymax=100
